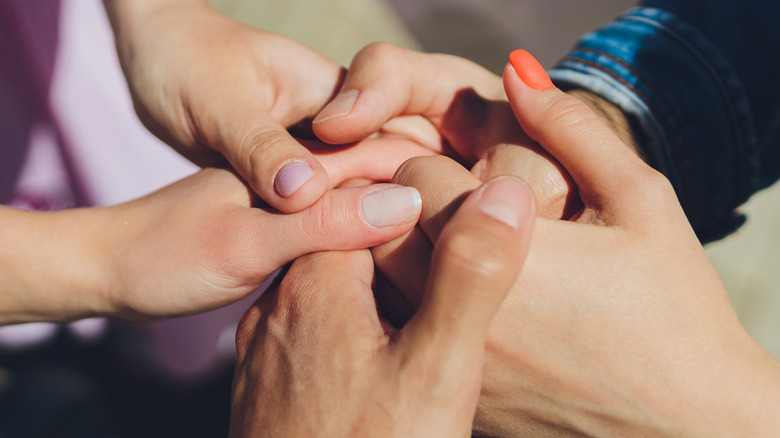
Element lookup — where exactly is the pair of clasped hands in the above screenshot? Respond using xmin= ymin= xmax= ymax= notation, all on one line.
xmin=95 ymin=3 xmax=780 ymax=437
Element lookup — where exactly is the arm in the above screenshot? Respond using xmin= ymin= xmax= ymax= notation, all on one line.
xmin=1 ymin=167 xmax=421 ymax=325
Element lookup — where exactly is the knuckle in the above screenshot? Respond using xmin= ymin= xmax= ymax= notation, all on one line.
xmin=543 ymin=96 xmax=600 ymax=134
xmin=635 ymin=167 xmax=676 ymax=204
xmin=240 ymin=127 xmax=290 ymax=184
xmin=530 ymin=168 xmax=571 ymax=219
xmin=235 ymin=305 xmax=260 ymax=350
xmin=437 ymin=228 xmax=513 ymax=280
xmin=300 ymin=191 xmax=341 ymax=243
xmin=355 ymin=42 xmax=403 ymax=65
xmin=393 ymin=155 xmax=453 ymax=186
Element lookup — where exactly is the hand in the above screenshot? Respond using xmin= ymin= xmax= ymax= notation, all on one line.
xmin=105 ymin=166 xmax=428 ymax=321
xmin=104 ymin=1 xmax=429 ymax=212
xmin=374 ymin=52 xmax=780 ymax=437
xmin=312 ymin=43 xmax=578 ymax=219
xmin=0 ymin=166 xmax=421 ymax=324
xmin=229 ymin=177 xmax=535 ymax=437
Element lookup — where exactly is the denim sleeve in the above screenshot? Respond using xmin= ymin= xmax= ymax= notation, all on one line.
xmin=547 ymin=1 xmax=780 ymax=243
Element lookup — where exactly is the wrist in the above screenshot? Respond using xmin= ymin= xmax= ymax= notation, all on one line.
xmin=683 ymin=341 xmax=780 ymax=437
xmin=103 ymin=0 xmax=208 ymax=30
xmin=103 ymin=0 xmax=211 ymax=63
xmin=620 ymin=332 xmax=780 ymax=437
xmin=563 ymin=88 xmax=645 ymax=160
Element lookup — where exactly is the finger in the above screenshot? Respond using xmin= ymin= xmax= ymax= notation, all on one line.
xmin=300 ymin=137 xmax=435 ymax=188
xmin=236 ymin=248 xmax=384 ymax=365
xmin=312 ymin=42 xmax=500 ymax=145
xmin=400 ymin=176 xmax=535 ymax=362
xmin=278 ymin=249 xmax=379 ymax=326
xmin=372 ymin=155 xmax=480 ymax=311
xmin=372 ymin=226 xmax=433 ymax=310
xmin=373 ymin=268 xmax=416 ymax=329
xmin=393 ymin=155 xmax=482 ymax=243
xmin=470 ymin=143 xmax=580 ymax=219
xmin=256 ymin=184 xmax=422 ymax=268
xmin=220 ymin=113 xmax=330 ymax=213
xmin=503 ymin=50 xmax=661 ymax=216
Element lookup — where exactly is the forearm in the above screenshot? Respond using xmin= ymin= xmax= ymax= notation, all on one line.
xmin=0 ymin=206 xmax=112 ymax=324
xmin=103 ymin=0 xmax=206 ymax=31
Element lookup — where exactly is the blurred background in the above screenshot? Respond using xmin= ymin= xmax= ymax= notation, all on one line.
xmin=1 ymin=0 xmax=778 ymax=436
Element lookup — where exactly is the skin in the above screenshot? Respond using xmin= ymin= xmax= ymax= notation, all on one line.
xmin=369 ymin=63 xmax=780 ymax=437
xmin=43 ymin=3 xmax=774 ymax=432
xmin=0 ymin=166 xmax=421 ymax=324
xmin=103 ymin=0 xmax=433 ymax=212
xmin=104 ymin=5 xmax=584 ymax=219
xmin=229 ymin=176 xmax=535 ymax=437
xmin=313 ymin=43 xmax=639 ymax=220
xmin=3 ymin=17 xmax=444 ymax=326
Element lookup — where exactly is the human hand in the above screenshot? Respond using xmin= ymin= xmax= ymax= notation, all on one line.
xmin=229 ymin=176 xmax=535 ymax=437
xmin=100 ymin=166 xmax=426 ymax=321
xmin=104 ymin=1 xmax=430 ymax=212
xmin=374 ymin=51 xmax=780 ymax=437
xmin=312 ymin=43 xmax=578 ymax=219
xmin=0 ymin=164 xmax=422 ymax=325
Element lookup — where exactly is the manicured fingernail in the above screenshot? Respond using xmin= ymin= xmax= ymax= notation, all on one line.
xmin=361 ymin=187 xmax=422 ymax=227
xmin=274 ymin=161 xmax=314 ymax=198
xmin=509 ymin=49 xmax=554 ymax=90
xmin=313 ymin=90 xmax=359 ymax=124
xmin=477 ymin=178 xmax=532 ymax=229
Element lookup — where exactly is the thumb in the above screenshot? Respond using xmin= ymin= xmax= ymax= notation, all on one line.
xmin=259 ymin=184 xmax=423 ymax=267
xmin=400 ymin=176 xmax=535 ymax=362
xmin=503 ymin=49 xmax=655 ymax=216
xmin=221 ymin=113 xmax=330 ymax=214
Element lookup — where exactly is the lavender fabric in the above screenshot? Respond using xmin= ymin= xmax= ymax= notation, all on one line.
xmin=0 ymin=0 xmax=257 ymax=379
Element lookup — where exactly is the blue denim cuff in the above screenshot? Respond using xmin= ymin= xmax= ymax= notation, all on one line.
xmin=548 ymin=7 xmax=759 ymax=243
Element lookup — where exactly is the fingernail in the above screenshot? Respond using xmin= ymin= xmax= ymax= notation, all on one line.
xmin=361 ymin=187 xmax=422 ymax=227
xmin=275 ymin=161 xmax=314 ymax=198
xmin=509 ymin=49 xmax=554 ymax=90
xmin=313 ymin=90 xmax=359 ymax=124
xmin=477 ymin=178 xmax=532 ymax=229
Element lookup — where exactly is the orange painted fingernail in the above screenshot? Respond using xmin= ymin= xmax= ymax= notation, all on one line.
xmin=509 ymin=49 xmax=554 ymax=90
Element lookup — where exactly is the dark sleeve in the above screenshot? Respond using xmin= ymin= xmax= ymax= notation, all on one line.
xmin=547 ymin=1 xmax=780 ymax=243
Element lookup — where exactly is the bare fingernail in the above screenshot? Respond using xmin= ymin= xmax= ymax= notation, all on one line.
xmin=275 ymin=161 xmax=314 ymax=198
xmin=477 ymin=178 xmax=532 ymax=229
xmin=361 ymin=187 xmax=422 ymax=227
xmin=313 ymin=90 xmax=359 ymax=124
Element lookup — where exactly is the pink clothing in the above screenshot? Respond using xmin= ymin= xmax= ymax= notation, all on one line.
xmin=1 ymin=0 xmax=258 ymax=379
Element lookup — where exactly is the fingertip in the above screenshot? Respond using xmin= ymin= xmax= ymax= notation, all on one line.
xmin=475 ymin=176 xmax=535 ymax=231
xmin=274 ymin=160 xmax=315 ymax=198
xmin=312 ymin=89 xmax=360 ymax=125
xmin=266 ymin=157 xmax=330 ymax=213
xmin=233 ymin=121 xmax=331 ymax=213
xmin=360 ymin=185 xmax=422 ymax=228
xmin=311 ymin=88 xmax=388 ymax=145
xmin=397 ymin=177 xmax=533 ymax=360
xmin=508 ymin=49 xmax=554 ymax=90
